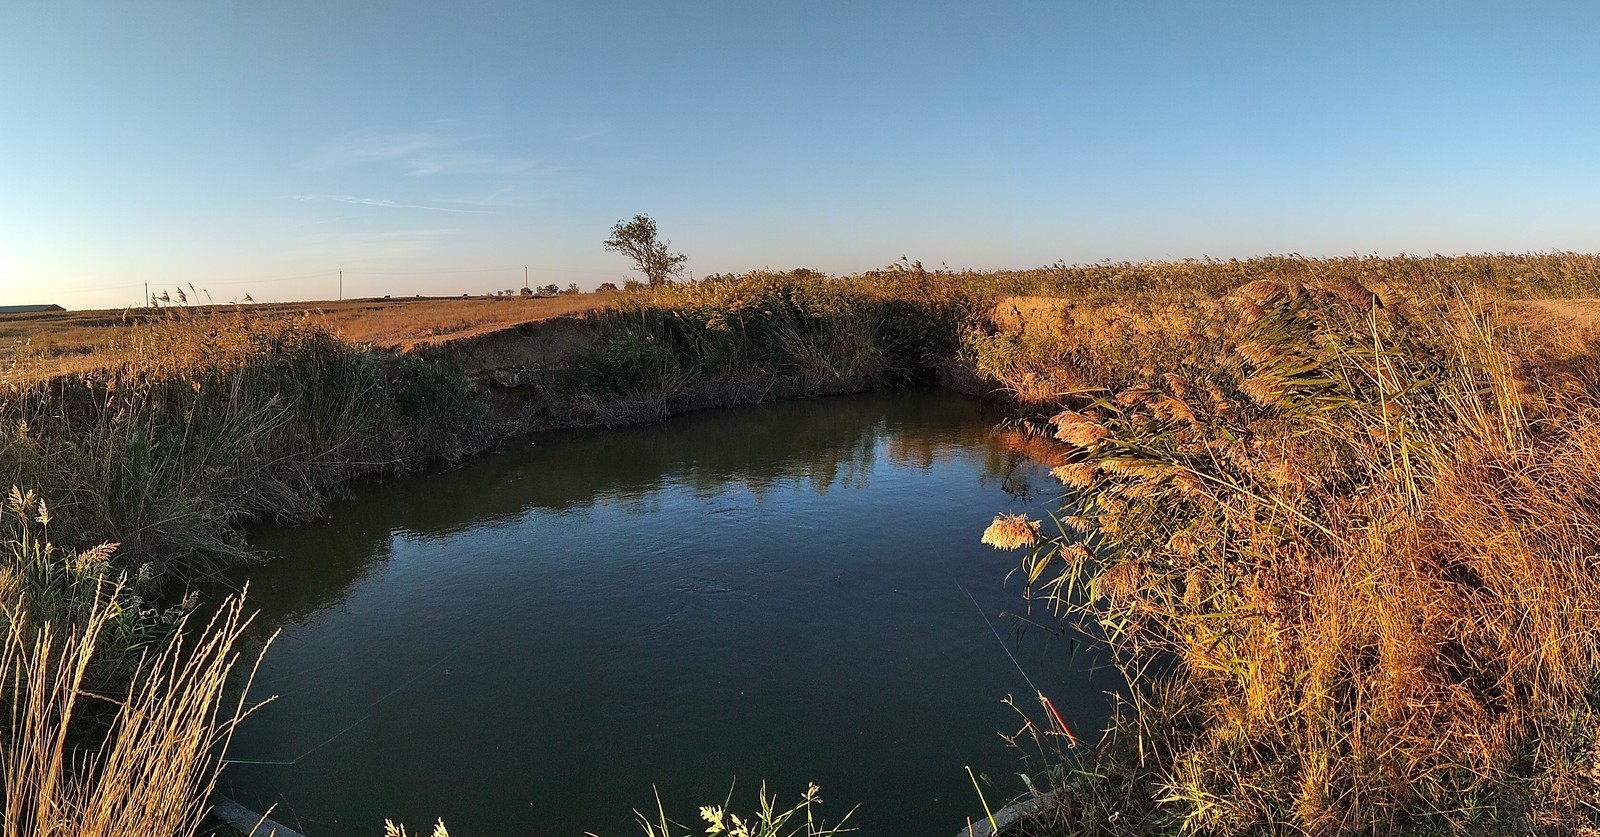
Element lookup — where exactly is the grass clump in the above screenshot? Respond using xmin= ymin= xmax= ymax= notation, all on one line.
xmin=963 ymin=297 xmax=1216 ymax=404
xmin=383 ymin=783 xmax=853 ymax=837
xmin=385 ymin=819 xmax=451 ymax=837
xmin=993 ymin=278 xmax=1600 ymax=833
xmin=0 ymin=488 xmax=178 ymax=705
xmin=0 ymin=587 xmax=262 ymax=837
xmin=0 ymin=485 xmax=264 ymax=836
xmin=622 ymin=782 xmax=854 ymax=837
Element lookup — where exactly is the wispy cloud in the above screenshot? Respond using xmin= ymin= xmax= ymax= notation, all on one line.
xmin=405 ymin=152 xmax=561 ymax=178
xmin=291 ymin=194 xmax=493 ymax=214
xmin=435 ymin=186 xmax=530 ymax=209
xmin=305 ymin=129 xmax=447 ymax=169
xmin=304 ymin=125 xmax=558 ymax=178
xmin=567 ymin=125 xmax=611 ymax=144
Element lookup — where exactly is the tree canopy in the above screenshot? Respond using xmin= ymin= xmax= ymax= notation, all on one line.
xmin=604 ymin=215 xmax=686 ymax=288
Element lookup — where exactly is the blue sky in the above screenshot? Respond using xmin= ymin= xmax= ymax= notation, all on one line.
xmin=4 ymin=1 xmax=1599 ymax=309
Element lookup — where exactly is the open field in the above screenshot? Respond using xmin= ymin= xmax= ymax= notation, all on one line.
xmin=0 ymin=291 xmax=618 ymax=383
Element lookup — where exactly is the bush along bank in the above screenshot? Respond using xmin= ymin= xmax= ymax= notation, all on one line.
xmin=490 ymin=267 xmax=987 ymax=426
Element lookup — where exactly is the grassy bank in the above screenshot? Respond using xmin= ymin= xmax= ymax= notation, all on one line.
xmin=0 ymin=306 xmax=484 ymax=837
xmin=570 ymin=253 xmax=1600 ymax=410
xmin=1 ymin=307 xmax=483 ymax=571
xmin=949 ymin=251 xmax=1600 ymax=301
xmin=518 ymin=266 xmax=984 ymax=425
xmin=962 ymin=253 xmax=1600 ymax=406
xmin=987 ymin=277 xmax=1600 ymax=833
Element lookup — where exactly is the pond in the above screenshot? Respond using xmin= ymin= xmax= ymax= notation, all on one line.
xmin=208 ymin=389 xmax=1119 ymax=836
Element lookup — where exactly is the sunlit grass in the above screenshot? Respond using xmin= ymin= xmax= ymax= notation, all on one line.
xmin=0 ymin=491 xmax=265 ymax=837
xmin=0 ymin=305 xmax=483 ymax=571
xmin=992 ymin=278 xmax=1600 ymax=833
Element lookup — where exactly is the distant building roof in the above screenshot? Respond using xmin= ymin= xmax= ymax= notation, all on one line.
xmin=0 ymin=304 xmax=64 ymax=314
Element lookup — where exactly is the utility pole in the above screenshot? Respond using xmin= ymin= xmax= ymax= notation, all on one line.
xmin=524 ymin=266 xmax=528 ymax=288
xmin=339 ymin=270 xmax=343 ymax=301
xmin=144 ymin=281 xmax=149 ymax=307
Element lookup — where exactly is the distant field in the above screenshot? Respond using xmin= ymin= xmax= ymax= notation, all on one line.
xmin=0 ymin=291 xmax=617 ymax=381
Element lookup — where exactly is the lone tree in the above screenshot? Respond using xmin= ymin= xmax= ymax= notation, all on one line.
xmin=604 ymin=214 xmax=686 ymax=288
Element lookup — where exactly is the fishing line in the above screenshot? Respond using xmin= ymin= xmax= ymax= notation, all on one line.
xmin=952 ymin=574 xmax=1043 ymax=697
xmin=223 ymin=623 xmax=475 ymax=766
xmin=953 ymin=573 xmax=1080 ymax=748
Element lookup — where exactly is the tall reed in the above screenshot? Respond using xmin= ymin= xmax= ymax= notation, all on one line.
xmin=0 ymin=493 xmax=264 ymax=837
xmin=992 ymin=280 xmax=1600 ymax=833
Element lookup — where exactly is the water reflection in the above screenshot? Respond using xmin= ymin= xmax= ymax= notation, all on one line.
xmin=207 ymin=390 xmax=1115 ymax=837
xmin=222 ymin=392 xmax=1038 ymax=625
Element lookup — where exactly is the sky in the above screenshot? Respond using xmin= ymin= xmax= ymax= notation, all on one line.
xmin=4 ymin=1 xmax=1600 ymax=310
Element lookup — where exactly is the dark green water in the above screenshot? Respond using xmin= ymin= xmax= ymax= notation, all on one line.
xmin=209 ymin=390 xmax=1118 ymax=836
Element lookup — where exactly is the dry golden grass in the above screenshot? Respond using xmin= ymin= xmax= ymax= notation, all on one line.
xmin=966 ymin=297 xmax=1219 ymax=404
xmin=982 ymin=513 xmax=1042 ymax=550
xmin=0 ymin=581 xmax=263 ymax=837
xmin=988 ymin=296 xmax=1211 ymax=342
xmin=996 ymin=281 xmax=1600 ymax=833
xmin=0 ymin=292 xmax=618 ymax=384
